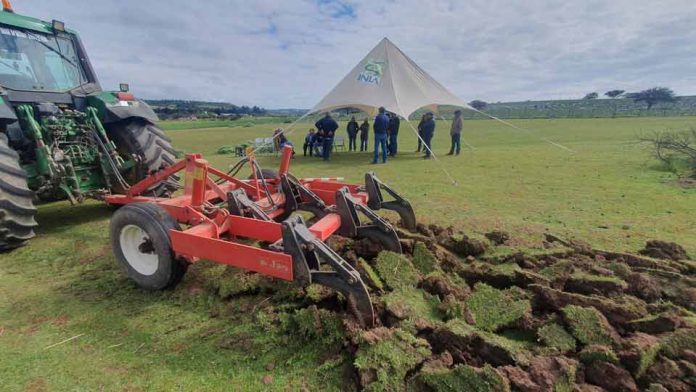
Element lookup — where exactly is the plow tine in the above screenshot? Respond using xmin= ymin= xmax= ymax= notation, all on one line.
xmin=364 ymin=172 xmax=417 ymax=231
xmin=281 ymin=215 xmax=375 ymax=327
xmin=335 ymin=187 xmax=402 ymax=253
xmin=227 ymin=189 xmax=272 ymax=221
xmin=312 ymin=271 xmax=374 ymax=328
xmin=280 ymin=173 xmax=329 ymax=219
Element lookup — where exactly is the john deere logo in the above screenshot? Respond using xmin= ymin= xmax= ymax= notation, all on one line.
xmin=357 ymin=59 xmax=384 ymax=85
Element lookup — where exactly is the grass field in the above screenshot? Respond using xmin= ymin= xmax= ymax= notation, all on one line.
xmin=1 ymin=116 xmax=694 ymax=390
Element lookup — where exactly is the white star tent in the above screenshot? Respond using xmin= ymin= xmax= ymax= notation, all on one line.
xmin=309 ymin=37 xmax=471 ymax=118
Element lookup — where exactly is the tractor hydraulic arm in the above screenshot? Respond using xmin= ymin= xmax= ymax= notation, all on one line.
xmin=16 ymin=104 xmax=56 ymax=177
xmin=86 ymin=107 xmax=124 ymax=168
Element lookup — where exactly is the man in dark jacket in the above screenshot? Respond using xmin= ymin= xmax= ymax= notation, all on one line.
xmin=372 ymin=107 xmax=390 ymax=164
xmin=416 ymin=113 xmax=426 ymax=152
xmin=447 ymin=110 xmax=463 ymax=156
xmin=388 ymin=113 xmax=400 ymax=156
xmin=315 ymin=113 xmax=338 ymax=161
xmin=346 ymin=116 xmax=359 ymax=151
xmin=421 ymin=112 xmax=436 ymax=159
xmin=359 ymin=119 xmax=369 ymax=151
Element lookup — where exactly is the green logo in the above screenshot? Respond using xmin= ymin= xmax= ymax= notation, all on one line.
xmin=357 ymin=59 xmax=384 ymax=85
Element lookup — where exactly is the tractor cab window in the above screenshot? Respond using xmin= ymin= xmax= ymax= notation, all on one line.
xmin=0 ymin=26 xmax=87 ymax=92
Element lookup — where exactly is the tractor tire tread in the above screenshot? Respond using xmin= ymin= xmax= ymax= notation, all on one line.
xmin=146 ymin=124 xmax=171 ymax=142
xmin=107 ymin=120 xmax=178 ymax=196
xmin=0 ymin=135 xmax=37 ymax=251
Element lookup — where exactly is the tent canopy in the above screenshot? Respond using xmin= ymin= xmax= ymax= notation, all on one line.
xmin=310 ymin=37 xmax=471 ymax=119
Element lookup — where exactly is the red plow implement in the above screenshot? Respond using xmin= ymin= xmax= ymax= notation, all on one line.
xmin=106 ymin=146 xmax=416 ymax=327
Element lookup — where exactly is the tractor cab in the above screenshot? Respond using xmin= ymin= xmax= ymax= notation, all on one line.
xmin=0 ymin=4 xmax=100 ymax=108
xmin=0 ymin=24 xmax=91 ymax=92
xmin=0 ymin=1 xmax=178 ymax=251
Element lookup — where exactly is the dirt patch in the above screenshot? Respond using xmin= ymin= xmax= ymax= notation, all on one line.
xmin=200 ymin=225 xmax=696 ymax=391
xmin=485 ymin=230 xmax=510 ymax=245
xmin=585 ymin=361 xmax=638 ymax=392
xmin=639 ymin=240 xmax=690 ymax=261
xmin=216 ymin=332 xmax=255 ymax=351
xmin=25 ymin=378 xmax=47 ymax=392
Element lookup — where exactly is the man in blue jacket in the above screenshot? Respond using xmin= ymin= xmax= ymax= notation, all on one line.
xmin=372 ymin=107 xmax=390 ymax=164
xmin=315 ymin=113 xmax=338 ymax=161
xmin=421 ymin=112 xmax=436 ymax=159
xmin=388 ymin=113 xmax=400 ymax=156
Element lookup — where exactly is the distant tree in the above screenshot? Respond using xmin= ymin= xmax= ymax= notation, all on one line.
xmin=469 ymin=100 xmax=487 ymax=111
xmin=605 ymin=89 xmax=625 ymax=99
xmin=626 ymin=87 xmax=677 ymax=110
xmin=583 ymin=92 xmax=598 ymax=100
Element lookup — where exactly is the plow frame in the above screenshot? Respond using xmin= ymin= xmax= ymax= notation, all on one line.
xmin=106 ymin=146 xmax=416 ymax=326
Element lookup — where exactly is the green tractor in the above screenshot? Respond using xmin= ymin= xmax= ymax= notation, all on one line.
xmin=0 ymin=4 xmax=178 ymax=250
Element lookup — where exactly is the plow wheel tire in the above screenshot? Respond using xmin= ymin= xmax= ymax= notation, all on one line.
xmin=108 ymin=119 xmax=178 ymax=197
xmin=0 ymin=133 xmax=37 ymax=251
xmin=110 ymin=203 xmax=187 ymax=290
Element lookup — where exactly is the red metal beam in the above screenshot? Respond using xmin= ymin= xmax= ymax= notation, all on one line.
xmin=170 ymin=230 xmax=293 ymax=281
xmin=226 ymin=215 xmax=283 ymax=242
xmin=127 ymin=158 xmax=187 ymax=197
xmin=278 ymin=145 xmax=292 ymax=176
xmin=308 ymin=213 xmax=342 ymax=241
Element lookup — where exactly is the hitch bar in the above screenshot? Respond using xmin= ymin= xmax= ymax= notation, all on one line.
xmin=364 ymin=172 xmax=417 ymax=231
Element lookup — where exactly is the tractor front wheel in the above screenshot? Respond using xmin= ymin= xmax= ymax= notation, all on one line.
xmin=0 ymin=133 xmax=37 ymax=251
xmin=110 ymin=203 xmax=187 ymax=290
xmin=108 ymin=119 xmax=178 ymax=197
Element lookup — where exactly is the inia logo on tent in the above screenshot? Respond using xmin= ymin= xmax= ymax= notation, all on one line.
xmin=357 ymin=59 xmax=384 ymax=85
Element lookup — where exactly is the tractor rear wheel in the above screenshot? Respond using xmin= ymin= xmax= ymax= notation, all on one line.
xmin=107 ymin=119 xmax=179 ymax=197
xmin=110 ymin=202 xmax=187 ymax=290
xmin=0 ymin=133 xmax=37 ymax=251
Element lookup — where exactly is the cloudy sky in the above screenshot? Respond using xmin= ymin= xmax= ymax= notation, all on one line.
xmin=18 ymin=0 xmax=696 ymax=108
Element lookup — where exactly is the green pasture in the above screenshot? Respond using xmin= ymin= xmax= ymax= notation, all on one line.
xmin=1 ymin=116 xmax=694 ymax=390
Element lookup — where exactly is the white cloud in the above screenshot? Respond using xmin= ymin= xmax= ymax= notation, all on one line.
xmin=16 ymin=0 xmax=696 ymax=107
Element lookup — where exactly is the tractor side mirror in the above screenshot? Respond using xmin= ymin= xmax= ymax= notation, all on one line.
xmin=119 ymin=83 xmax=129 ymax=92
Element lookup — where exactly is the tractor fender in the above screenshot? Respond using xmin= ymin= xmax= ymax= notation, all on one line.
xmin=86 ymin=92 xmax=158 ymax=125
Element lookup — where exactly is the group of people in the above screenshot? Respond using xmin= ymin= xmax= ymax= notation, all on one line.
xmin=370 ymin=107 xmax=402 ymax=163
xmin=296 ymin=107 xmax=464 ymax=162
xmin=345 ymin=116 xmax=370 ymax=152
xmin=302 ymin=113 xmax=339 ymax=160
xmin=415 ymin=109 xmax=463 ymax=158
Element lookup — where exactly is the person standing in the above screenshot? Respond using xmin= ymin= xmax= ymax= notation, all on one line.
xmin=359 ymin=119 xmax=369 ymax=151
xmin=372 ymin=107 xmax=390 ymax=164
xmin=416 ymin=113 xmax=426 ymax=152
xmin=447 ymin=110 xmax=463 ymax=156
xmin=303 ymin=128 xmax=316 ymax=156
xmin=388 ymin=113 xmax=400 ymax=156
xmin=421 ymin=112 xmax=436 ymax=159
xmin=346 ymin=116 xmax=359 ymax=152
xmin=315 ymin=112 xmax=338 ymax=161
